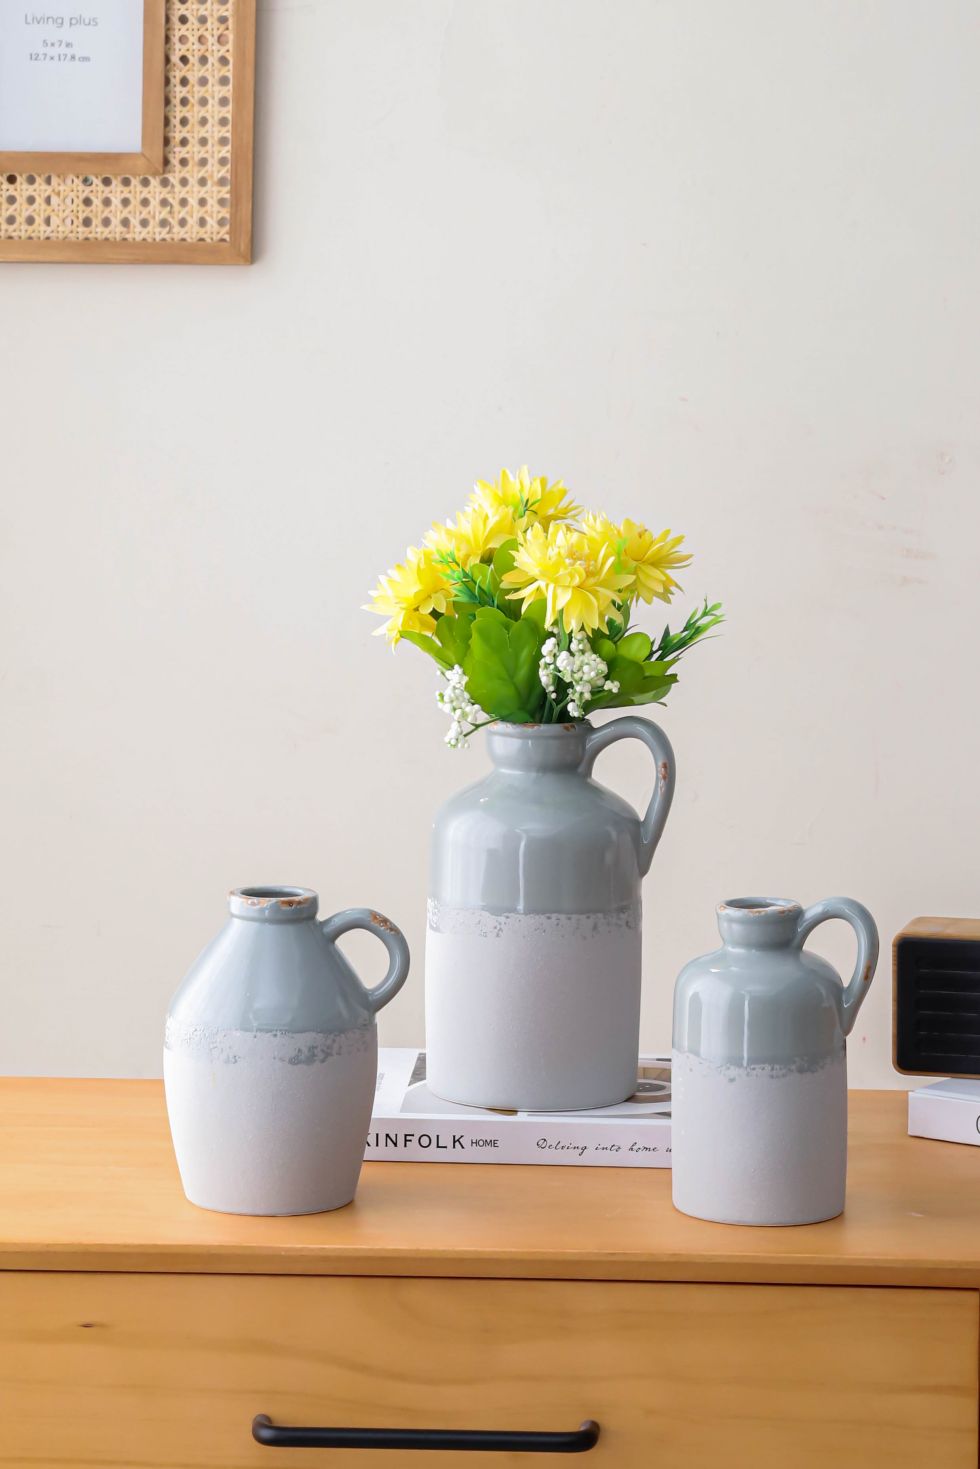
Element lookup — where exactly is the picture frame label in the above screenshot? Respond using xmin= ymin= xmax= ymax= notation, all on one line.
xmin=0 ymin=2 xmax=146 ymax=156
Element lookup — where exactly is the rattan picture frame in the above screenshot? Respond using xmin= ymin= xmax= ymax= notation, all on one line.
xmin=0 ymin=0 xmax=255 ymax=265
xmin=0 ymin=0 xmax=167 ymax=178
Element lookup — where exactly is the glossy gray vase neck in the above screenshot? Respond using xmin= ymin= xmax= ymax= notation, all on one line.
xmin=716 ymin=897 xmax=803 ymax=950
xmin=484 ymin=722 xmax=588 ymax=773
xmin=430 ymin=718 xmax=675 ymax=915
xmin=673 ymin=894 xmax=879 ymax=1066
xmin=227 ymin=885 xmax=319 ymax=923
xmin=169 ymin=886 xmax=411 ymax=1037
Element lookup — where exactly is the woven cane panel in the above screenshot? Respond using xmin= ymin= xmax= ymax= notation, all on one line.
xmin=1 ymin=1 xmax=232 ymax=245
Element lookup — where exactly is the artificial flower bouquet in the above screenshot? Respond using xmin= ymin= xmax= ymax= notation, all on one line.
xmin=367 ymin=468 xmax=722 ymax=747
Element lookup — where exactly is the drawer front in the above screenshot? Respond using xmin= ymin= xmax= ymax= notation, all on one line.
xmin=0 ymin=1273 xmax=975 ymax=1469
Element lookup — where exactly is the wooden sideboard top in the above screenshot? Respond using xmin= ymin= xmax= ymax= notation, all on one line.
xmin=1 ymin=1078 xmax=978 ymax=1287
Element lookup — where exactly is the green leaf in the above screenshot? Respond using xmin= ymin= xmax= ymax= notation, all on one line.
xmin=653 ymin=598 xmax=726 ymax=660
xmin=607 ymin=655 xmax=647 ymax=695
xmin=465 ymin=672 xmax=519 ymax=714
xmin=605 ymin=615 xmax=623 ymax=640
xmin=463 ymin=613 xmax=546 ymax=721
xmin=434 ymin=613 xmax=473 ymax=667
xmin=445 ymin=558 xmax=507 ymax=611
xmin=469 ymin=617 xmax=510 ymax=661
xmin=493 ymin=540 xmax=522 ymax=619
xmin=594 ymin=637 xmax=617 ymax=662
xmin=452 ymin=580 xmax=481 ymax=606
xmin=521 ymin=598 xmax=548 ymax=628
xmin=491 ymin=538 xmax=519 ymax=579
xmin=400 ymin=631 xmax=454 ymax=669
xmin=470 ymin=562 xmax=499 ymax=603
xmin=509 ymin=618 xmax=545 ymax=706
xmin=472 ymin=605 xmax=511 ymax=629
xmin=628 ymin=676 xmax=677 ymax=705
xmin=618 ymin=631 xmax=652 ymax=662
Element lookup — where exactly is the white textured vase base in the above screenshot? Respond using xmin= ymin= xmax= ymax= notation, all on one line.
xmin=164 ymin=1024 xmax=376 ymax=1216
xmin=671 ymin=1048 xmax=847 ymax=1226
xmin=425 ymin=902 xmax=641 ymax=1111
xmin=179 ymin=1190 xmax=357 ymax=1219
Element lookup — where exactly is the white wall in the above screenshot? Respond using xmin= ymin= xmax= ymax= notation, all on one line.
xmin=2 ymin=0 xmax=978 ymax=1086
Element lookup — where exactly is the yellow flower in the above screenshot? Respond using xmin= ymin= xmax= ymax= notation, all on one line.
xmin=471 ymin=466 xmax=580 ymax=530
xmin=365 ymin=546 xmax=453 ymax=644
xmin=578 ymin=511 xmax=626 ymax=567
xmin=501 ymin=522 xmax=633 ymax=633
xmin=618 ymin=520 xmax=692 ymax=604
xmin=424 ymin=502 xmax=515 ymax=568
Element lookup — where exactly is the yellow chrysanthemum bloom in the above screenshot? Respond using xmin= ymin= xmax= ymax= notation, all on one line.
xmin=471 ymin=466 xmax=580 ymax=530
xmin=424 ymin=502 xmax=515 ymax=568
xmin=578 ymin=511 xmax=626 ymax=567
xmin=365 ymin=546 xmax=453 ymax=644
xmin=502 ymin=522 xmax=633 ymax=633
xmin=619 ymin=520 xmax=692 ymax=604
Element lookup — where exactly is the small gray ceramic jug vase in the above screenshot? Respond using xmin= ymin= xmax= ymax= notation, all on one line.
xmin=426 ymin=718 xmax=675 ymax=1111
xmin=164 ymin=886 xmax=409 ymax=1216
xmin=672 ymin=896 xmax=879 ymax=1226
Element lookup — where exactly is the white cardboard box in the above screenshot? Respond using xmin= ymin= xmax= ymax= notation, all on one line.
xmin=908 ymin=1078 xmax=980 ymax=1147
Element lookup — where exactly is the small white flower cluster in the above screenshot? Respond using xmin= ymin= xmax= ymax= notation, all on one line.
xmin=436 ymin=665 xmax=485 ymax=748
xmin=538 ymin=633 xmax=620 ymax=719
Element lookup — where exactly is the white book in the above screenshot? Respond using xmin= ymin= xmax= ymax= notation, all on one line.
xmin=365 ymin=1049 xmax=671 ymax=1167
xmin=908 ymin=1078 xmax=980 ymax=1146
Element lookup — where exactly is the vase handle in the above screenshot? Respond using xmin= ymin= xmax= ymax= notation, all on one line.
xmin=319 ymin=908 xmax=411 ymax=1014
xmin=581 ymin=716 xmax=676 ymax=876
xmin=796 ymin=897 xmax=879 ymax=1036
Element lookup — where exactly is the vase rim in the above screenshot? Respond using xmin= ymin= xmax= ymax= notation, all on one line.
xmin=490 ymin=719 xmax=590 ymax=738
xmin=717 ymin=896 xmax=801 ymax=919
xmin=229 ymin=885 xmax=319 ymax=922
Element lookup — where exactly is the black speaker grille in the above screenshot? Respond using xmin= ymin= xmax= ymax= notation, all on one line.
xmin=895 ymin=937 xmax=980 ymax=1075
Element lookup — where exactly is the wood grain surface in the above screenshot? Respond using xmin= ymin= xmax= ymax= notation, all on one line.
xmin=0 ymin=1271 xmax=974 ymax=1469
xmin=2 ymin=1079 xmax=980 ymax=1286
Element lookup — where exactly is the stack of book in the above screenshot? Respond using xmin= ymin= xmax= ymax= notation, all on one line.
xmin=365 ymin=1049 xmax=671 ymax=1168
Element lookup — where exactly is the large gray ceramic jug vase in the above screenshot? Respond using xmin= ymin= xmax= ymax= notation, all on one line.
xmin=164 ymin=886 xmax=410 ymax=1216
xmin=425 ymin=718 xmax=675 ymax=1111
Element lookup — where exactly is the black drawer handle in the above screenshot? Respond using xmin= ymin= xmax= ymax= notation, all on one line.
xmin=252 ymin=1414 xmax=600 ymax=1454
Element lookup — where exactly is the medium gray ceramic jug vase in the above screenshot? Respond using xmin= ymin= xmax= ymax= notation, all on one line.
xmin=672 ymin=896 xmax=879 ymax=1226
xmin=164 ymin=886 xmax=410 ymax=1216
xmin=425 ymin=718 xmax=675 ymax=1111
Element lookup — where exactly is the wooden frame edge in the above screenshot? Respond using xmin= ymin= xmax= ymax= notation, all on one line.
xmin=0 ymin=150 xmax=158 ymax=175
xmin=140 ymin=0 xmax=167 ymax=174
xmin=229 ymin=0 xmax=256 ymax=264
xmin=0 ymin=0 xmax=167 ymax=178
xmin=0 ymin=240 xmax=248 ymax=264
